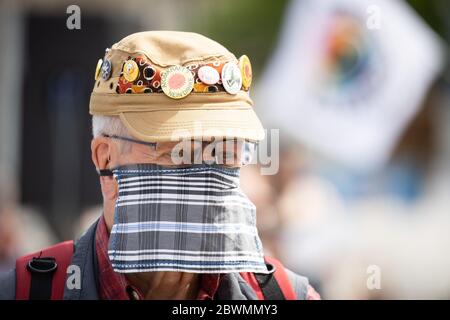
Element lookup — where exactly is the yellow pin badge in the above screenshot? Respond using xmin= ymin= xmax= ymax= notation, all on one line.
xmin=161 ymin=65 xmax=194 ymax=99
xmin=239 ymin=55 xmax=252 ymax=90
xmin=123 ymin=60 xmax=139 ymax=82
xmin=94 ymin=59 xmax=103 ymax=80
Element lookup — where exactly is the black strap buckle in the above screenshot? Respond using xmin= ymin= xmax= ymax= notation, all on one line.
xmin=26 ymin=256 xmax=58 ymax=300
xmin=27 ymin=257 xmax=58 ymax=274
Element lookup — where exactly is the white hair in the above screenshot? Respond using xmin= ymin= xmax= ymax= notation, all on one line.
xmin=91 ymin=115 xmax=132 ymax=138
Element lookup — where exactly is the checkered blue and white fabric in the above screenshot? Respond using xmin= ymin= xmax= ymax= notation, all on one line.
xmin=108 ymin=164 xmax=268 ymax=274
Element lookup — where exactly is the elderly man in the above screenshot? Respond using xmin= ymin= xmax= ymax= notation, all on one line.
xmin=0 ymin=31 xmax=319 ymax=300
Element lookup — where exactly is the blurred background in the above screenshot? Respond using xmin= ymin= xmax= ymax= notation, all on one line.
xmin=0 ymin=0 xmax=448 ymax=299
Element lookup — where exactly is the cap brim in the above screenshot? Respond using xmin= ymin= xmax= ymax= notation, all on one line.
xmin=119 ymin=107 xmax=265 ymax=142
xmin=90 ymin=91 xmax=265 ymax=142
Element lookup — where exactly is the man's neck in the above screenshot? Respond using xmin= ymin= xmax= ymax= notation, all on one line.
xmin=103 ymin=200 xmax=115 ymax=233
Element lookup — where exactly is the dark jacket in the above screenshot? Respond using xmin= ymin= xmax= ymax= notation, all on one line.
xmin=0 ymin=221 xmax=310 ymax=300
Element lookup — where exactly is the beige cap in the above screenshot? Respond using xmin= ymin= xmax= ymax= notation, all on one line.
xmin=89 ymin=31 xmax=265 ymax=142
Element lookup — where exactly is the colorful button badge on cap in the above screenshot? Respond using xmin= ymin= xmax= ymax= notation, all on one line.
xmin=123 ymin=59 xmax=139 ymax=82
xmin=94 ymin=58 xmax=103 ymax=80
xmin=161 ymin=65 xmax=194 ymax=99
xmin=221 ymin=62 xmax=242 ymax=94
xmin=101 ymin=59 xmax=112 ymax=80
xmin=239 ymin=55 xmax=252 ymax=89
xmin=198 ymin=65 xmax=220 ymax=85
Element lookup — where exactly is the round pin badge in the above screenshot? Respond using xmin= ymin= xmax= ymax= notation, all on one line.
xmin=123 ymin=60 xmax=139 ymax=82
xmin=197 ymin=65 xmax=220 ymax=85
xmin=221 ymin=62 xmax=242 ymax=94
xmin=101 ymin=59 xmax=112 ymax=80
xmin=239 ymin=55 xmax=252 ymax=89
xmin=161 ymin=65 xmax=194 ymax=99
xmin=94 ymin=58 xmax=103 ymax=80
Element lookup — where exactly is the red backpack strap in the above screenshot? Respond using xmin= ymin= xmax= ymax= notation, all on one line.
xmin=15 ymin=240 xmax=74 ymax=300
xmin=240 ymin=256 xmax=297 ymax=300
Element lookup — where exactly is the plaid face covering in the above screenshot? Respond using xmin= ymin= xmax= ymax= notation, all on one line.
xmin=108 ymin=164 xmax=269 ymax=274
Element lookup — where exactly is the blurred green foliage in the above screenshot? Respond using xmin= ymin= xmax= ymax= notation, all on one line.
xmin=189 ymin=0 xmax=289 ymax=79
xmin=189 ymin=0 xmax=448 ymax=79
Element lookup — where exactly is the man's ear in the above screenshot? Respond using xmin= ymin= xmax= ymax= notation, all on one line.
xmin=91 ymin=136 xmax=111 ymax=170
xmin=91 ymin=137 xmax=117 ymax=201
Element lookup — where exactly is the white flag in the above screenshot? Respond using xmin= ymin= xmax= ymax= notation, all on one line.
xmin=256 ymin=0 xmax=444 ymax=171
